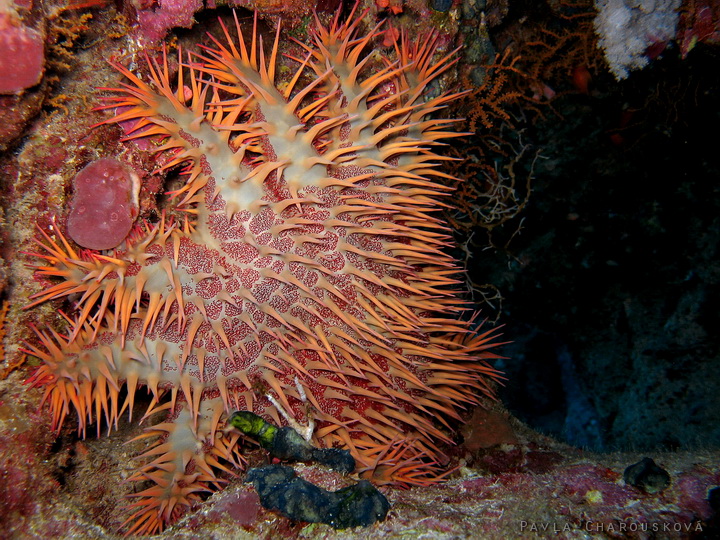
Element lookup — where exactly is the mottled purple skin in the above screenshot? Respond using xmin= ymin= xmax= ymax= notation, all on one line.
xmin=0 ymin=13 xmax=44 ymax=94
xmin=66 ymin=158 xmax=139 ymax=250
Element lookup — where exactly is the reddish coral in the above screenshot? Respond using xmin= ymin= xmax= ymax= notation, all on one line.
xmin=130 ymin=0 xmax=316 ymax=45
xmin=678 ymin=0 xmax=720 ymax=58
xmin=462 ymin=406 xmax=518 ymax=452
xmin=135 ymin=0 xmax=203 ymax=44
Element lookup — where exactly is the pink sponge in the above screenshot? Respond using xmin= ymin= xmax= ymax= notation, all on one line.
xmin=66 ymin=158 xmax=140 ymax=250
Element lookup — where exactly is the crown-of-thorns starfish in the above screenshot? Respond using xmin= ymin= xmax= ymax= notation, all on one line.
xmin=25 ymin=4 xmax=504 ymax=535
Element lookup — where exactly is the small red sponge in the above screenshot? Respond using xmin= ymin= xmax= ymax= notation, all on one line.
xmin=66 ymin=158 xmax=140 ymax=250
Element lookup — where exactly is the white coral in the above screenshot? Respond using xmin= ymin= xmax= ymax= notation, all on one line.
xmin=594 ymin=0 xmax=681 ymax=79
